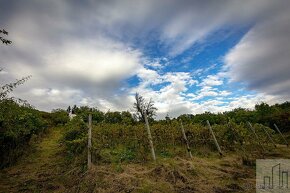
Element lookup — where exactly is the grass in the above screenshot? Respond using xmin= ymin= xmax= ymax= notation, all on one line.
xmin=0 ymin=127 xmax=67 ymax=193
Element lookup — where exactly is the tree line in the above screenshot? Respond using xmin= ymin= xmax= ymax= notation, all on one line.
xmin=64 ymin=100 xmax=290 ymax=132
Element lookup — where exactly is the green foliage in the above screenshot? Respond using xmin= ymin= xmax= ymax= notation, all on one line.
xmin=62 ymin=117 xmax=87 ymax=156
xmin=70 ymin=105 xmax=104 ymax=123
xmin=69 ymin=105 xmax=135 ymax=124
xmin=176 ymin=101 xmax=290 ymax=132
xmin=133 ymin=92 xmax=157 ymax=122
xmin=104 ymin=111 xmax=122 ymax=123
xmin=79 ymin=118 xmax=285 ymax=164
xmin=0 ymin=99 xmax=46 ymax=168
xmin=99 ymin=146 xmax=137 ymax=163
xmin=50 ymin=109 xmax=69 ymax=126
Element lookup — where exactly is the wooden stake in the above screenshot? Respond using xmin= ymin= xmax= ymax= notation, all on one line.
xmin=246 ymin=122 xmax=266 ymax=152
xmin=180 ymin=121 xmax=193 ymax=158
xmin=274 ymin=124 xmax=289 ymax=147
xmin=144 ymin=111 xmax=156 ymax=161
xmin=206 ymin=120 xmax=223 ymax=156
xmin=88 ymin=114 xmax=92 ymax=170
xmin=261 ymin=126 xmax=277 ymax=148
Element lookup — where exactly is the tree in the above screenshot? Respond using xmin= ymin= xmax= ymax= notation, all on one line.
xmin=1 ymin=29 xmax=31 ymax=103
xmin=50 ymin=109 xmax=69 ymax=125
xmin=105 ymin=111 xmax=122 ymax=123
xmin=67 ymin=106 xmax=71 ymax=113
xmin=121 ymin=111 xmax=134 ymax=124
xmin=165 ymin=113 xmax=171 ymax=122
xmin=0 ymin=29 xmax=12 ymax=45
xmin=72 ymin=105 xmax=78 ymax=114
xmin=133 ymin=93 xmax=157 ymax=122
xmin=0 ymin=72 xmax=31 ymax=101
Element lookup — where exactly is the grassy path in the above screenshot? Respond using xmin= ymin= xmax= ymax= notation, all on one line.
xmin=0 ymin=127 xmax=67 ymax=193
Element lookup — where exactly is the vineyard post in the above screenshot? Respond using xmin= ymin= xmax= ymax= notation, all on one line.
xmin=274 ymin=124 xmax=289 ymax=147
xmin=144 ymin=111 xmax=156 ymax=161
xmin=261 ymin=126 xmax=277 ymax=148
xmin=206 ymin=120 xmax=223 ymax=156
xmin=180 ymin=121 xmax=193 ymax=158
xmin=88 ymin=114 xmax=92 ymax=170
xmin=246 ymin=122 xmax=266 ymax=152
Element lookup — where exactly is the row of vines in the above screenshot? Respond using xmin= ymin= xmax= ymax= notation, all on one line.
xmin=63 ymin=117 xmax=282 ymax=165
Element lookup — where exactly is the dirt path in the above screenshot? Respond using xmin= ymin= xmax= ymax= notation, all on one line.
xmin=0 ymin=127 xmax=67 ymax=193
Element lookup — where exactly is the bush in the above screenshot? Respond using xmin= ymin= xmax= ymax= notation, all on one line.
xmin=50 ymin=109 xmax=69 ymax=126
xmin=62 ymin=116 xmax=87 ymax=157
xmin=0 ymin=99 xmax=46 ymax=168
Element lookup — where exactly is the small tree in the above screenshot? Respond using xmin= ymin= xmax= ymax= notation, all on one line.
xmin=0 ymin=73 xmax=31 ymax=101
xmin=72 ymin=105 xmax=78 ymax=114
xmin=0 ymin=29 xmax=12 ymax=45
xmin=67 ymin=106 xmax=71 ymax=113
xmin=133 ymin=93 xmax=157 ymax=122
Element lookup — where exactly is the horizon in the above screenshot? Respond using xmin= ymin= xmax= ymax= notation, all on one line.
xmin=57 ymin=100 xmax=290 ymax=121
xmin=1 ymin=0 xmax=290 ymax=119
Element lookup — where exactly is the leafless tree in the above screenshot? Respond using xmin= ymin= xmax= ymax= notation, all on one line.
xmin=0 ymin=29 xmax=12 ymax=45
xmin=133 ymin=93 xmax=157 ymax=122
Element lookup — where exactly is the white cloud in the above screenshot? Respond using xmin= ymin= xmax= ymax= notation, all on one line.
xmin=160 ymin=0 xmax=277 ymax=55
xmin=131 ymin=69 xmax=198 ymax=118
xmin=187 ymin=86 xmax=231 ymax=101
xmin=1 ymin=0 xmax=289 ymax=118
xmin=45 ymin=39 xmax=142 ymax=85
xmin=199 ymin=75 xmax=223 ymax=87
xmin=224 ymin=2 xmax=290 ymax=96
xmin=219 ymin=91 xmax=231 ymax=96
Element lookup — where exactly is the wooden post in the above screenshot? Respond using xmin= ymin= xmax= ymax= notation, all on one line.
xmin=261 ymin=126 xmax=277 ymax=148
xmin=180 ymin=121 xmax=193 ymax=158
xmin=88 ymin=114 xmax=92 ymax=170
xmin=144 ymin=111 xmax=156 ymax=161
xmin=246 ymin=122 xmax=266 ymax=152
xmin=206 ymin=120 xmax=223 ymax=156
xmin=274 ymin=124 xmax=289 ymax=147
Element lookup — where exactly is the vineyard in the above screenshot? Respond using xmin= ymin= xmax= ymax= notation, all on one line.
xmin=63 ymin=117 xmax=285 ymax=165
xmin=55 ymin=115 xmax=290 ymax=192
xmin=2 ymin=1 xmax=290 ymax=191
xmin=1 ymin=101 xmax=290 ymax=192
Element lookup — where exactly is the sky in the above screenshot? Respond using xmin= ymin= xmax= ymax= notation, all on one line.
xmin=0 ymin=0 xmax=290 ymax=119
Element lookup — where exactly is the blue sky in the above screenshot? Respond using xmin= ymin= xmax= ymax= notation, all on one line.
xmin=0 ymin=0 xmax=289 ymax=118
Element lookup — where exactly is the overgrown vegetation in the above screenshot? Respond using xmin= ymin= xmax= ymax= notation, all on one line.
xmin=0 ymin=30 xmax=70 ymax=168
xmin=178 ymin=101 xmax=290 ymax=132
xmin=62 ymin=116 xmax=87 ymax=164
xmin=55 ymin=100 xmax=290 ymax=166
xmin=0 ymin=99 xmax=45 ymax=168
xmin=85 ymin=121 xmax=276 ymax=164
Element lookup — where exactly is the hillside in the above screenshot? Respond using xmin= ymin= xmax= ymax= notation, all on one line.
xmin=1 ymin=125 xmax=290 ymax=193
xmin=1 ymin=100 xmax=290 ymax=193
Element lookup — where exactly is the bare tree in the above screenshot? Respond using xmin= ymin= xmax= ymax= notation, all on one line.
xmin=1 ymin=29 xmax=30 ymax=103
xmin=133 ymin=93 xmax=157 ymax=122
xmin=0 ymin=29 xmax=12 ymax=45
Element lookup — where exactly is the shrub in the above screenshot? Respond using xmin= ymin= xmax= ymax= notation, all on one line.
xmin=50 ymin=109 xmax=69 ymax=126
xmin=62 ymin=116 xmax=87 ymax=157
xmin=0 ymin=99 xmax=46 ymax=168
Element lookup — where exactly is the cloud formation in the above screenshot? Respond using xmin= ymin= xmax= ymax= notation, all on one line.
xmin=0 ymin=0 xmax=289 ymax=118
xmin=225 ymin=2 xmax=290 ymax=97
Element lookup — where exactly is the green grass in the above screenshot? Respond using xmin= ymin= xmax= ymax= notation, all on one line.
xmin=0 ymin=127 xmax=67 ymax=193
